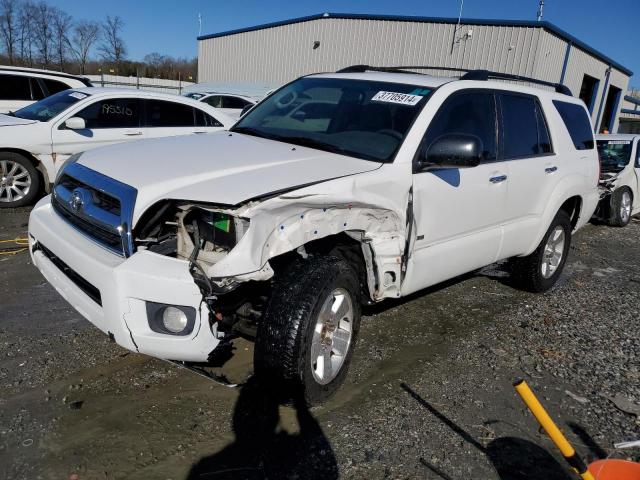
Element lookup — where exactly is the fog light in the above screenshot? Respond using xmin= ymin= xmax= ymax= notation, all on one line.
xmin=162 ymin=306 xmax=188 ymax=333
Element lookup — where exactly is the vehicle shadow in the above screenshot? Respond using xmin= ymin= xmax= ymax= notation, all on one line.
xmin=186 ymin=376 xmax=338 ymax=480
xmin=400 ymin=383 xmax=572 ymax=480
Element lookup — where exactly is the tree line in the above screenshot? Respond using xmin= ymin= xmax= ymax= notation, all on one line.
xmin=0 ymin=0 xmax=197 ymax=80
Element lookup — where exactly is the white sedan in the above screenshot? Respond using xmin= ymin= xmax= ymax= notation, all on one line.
xmin=0 ymin=88 xmax=234 ymax=207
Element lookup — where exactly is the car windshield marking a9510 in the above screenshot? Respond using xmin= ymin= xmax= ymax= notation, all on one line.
xmin=13 ymin=90 xmax=90 ymax=122
xmin=231 ymin=78 xmax=431 ymax=162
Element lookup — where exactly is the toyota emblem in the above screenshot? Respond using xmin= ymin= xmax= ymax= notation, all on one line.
xmin=70 ymin=189 xmax=85 ymax=212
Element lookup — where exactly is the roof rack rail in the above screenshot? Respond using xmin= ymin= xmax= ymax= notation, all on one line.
xmin=460 ymin=69 xmax=572 ymax=95
xmin=335 ymin=65 xmax=573 ymax=96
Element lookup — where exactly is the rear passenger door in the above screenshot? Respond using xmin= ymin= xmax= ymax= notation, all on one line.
xmin=497 ymin=92 xmax=556 ymax=257
xmin=406 ymin=90 xmax=508 ymax=292
xmin=143 ymin=99 xmax=224 ymax=139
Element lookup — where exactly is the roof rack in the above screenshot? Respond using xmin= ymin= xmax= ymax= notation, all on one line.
xmin=335 ymin=65 xmax=573 ymax=96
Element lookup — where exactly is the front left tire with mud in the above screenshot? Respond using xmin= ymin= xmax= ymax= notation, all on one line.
xmin=254 ymin=255 xmax=361 ymax=405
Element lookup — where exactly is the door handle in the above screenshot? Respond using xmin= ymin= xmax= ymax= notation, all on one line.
xmin=545 ymin=166 xmax=558 ymax=174
xmin=124 ymin=130 xmax=143 ymax=136
xmin=490 ymin=175 xmax=507 ymax=183
xmin=192 ymin=130 xmax=207 ymax=134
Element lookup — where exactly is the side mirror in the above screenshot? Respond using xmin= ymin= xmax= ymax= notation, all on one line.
xmin=240 ymin=104 xmax=253 ymax=117
xmin=64 ymin=117 xmax=86 ymax=130
xmin=418 ymin=134 xmax=483 ymax=171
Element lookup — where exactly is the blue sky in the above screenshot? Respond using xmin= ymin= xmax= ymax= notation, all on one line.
xmin=50 ymin=0 xmax=639 ymax=85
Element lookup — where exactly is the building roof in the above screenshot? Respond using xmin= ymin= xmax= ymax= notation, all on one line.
xmin=197 ymin=12 xmax=633 ymax=77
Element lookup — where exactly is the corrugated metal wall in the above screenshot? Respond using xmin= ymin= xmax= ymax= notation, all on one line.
xmin=198 ymin=17 xmax=630 ymax=130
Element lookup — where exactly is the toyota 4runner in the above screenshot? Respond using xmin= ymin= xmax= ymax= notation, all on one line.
xmin=28 ymin=67 xmax=600 ymax=403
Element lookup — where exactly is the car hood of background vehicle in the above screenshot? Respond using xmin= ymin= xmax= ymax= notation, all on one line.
xmin=77 ymin=131 xmax=382 ymax=216
xmin=0 ymin=114 xmax=37 ymax=126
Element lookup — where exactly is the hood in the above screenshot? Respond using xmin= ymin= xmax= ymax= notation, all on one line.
xmin=0 ymin=114 xmax=38 ymax=127
xmin=77 ymin=131 xmax=382 ymax=217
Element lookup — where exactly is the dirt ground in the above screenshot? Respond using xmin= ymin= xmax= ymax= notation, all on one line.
xmin=1 ymin=206 xmax=639 ymax=480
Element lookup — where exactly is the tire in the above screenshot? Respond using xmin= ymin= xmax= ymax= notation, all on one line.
xmin=508 ymin=210 xmax=572 ymax=293
xmin=0 ymin=152 xmax=40 ymax=208
xmin=608 ymin=188 xmax=632 ymax=227
xmin=254 ymin=255 xmax=361 ymax=405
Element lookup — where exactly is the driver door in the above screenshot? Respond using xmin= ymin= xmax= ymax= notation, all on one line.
xmin=52 ymin=97 xmax=144 ymax=163
xmin=402 ymin=90 xmax=508 ymax=295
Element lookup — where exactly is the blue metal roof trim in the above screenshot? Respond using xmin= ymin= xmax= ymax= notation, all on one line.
xmin=624 ymin=95 xmax=640 ymax=106
xmin=197 ymin=12 xmax=633 ymax=77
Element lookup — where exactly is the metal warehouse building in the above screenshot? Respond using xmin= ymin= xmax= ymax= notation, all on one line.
xmin=198 ymin=13 xmax=633 ymax=133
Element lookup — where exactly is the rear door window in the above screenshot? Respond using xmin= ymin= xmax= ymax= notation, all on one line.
xmin=422 ymin=91 xmax=497 ymax=162
xmin=499 ymin=93 xmax=553 ymax=159
xmin=222 ymin=96 xmax=251 ymax=109
xmin=42 ymin=78 xmax=70 ymax=96
xmin=0 ymin=74 xmax=33 ymax=100
xmin=76 ymin=98 xmax=140 ymax=129
xmin=195 ymin=109 xmax=223 ymax=127
xmin=552 ymin=100 xmax=594 ymax=150
xmin=145 ymin=99 xmax=195 ymax=127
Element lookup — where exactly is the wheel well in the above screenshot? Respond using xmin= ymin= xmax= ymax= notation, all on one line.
xmin=0 ymin=148 xmax=49 ymax=193
xmin=559 ymin=196 xmax=582 ymax=230
xmin=269 ymin=232 xmax=372 ymax=302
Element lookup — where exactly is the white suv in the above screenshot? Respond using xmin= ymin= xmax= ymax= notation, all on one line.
xmin=0 ymin=66 xmax=92 ymax=113
xmin=594 ymin=134 xmax=639 ymax=226
xmin=28 ymin=67 xmax=600 ymax=403
xmin=0 ymin=88 xmax=234 ymax=207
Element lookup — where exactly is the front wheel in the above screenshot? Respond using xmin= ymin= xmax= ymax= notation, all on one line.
xmin=608 ymin=188 xmax=632 ymax=227
xmin=254 ymin=255 xmax=361 ymax=405
xmin=508 ymin=210 xmax=572 ymax=293
xmin=0 ymin=152 xmax=40 ymax=208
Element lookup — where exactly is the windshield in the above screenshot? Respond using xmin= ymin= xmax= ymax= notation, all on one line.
xmin=231 ymin=77 xmax=431 ymax=162
xmin=597 ymin=140 xmax=632 ymax=174
xmin=14 ymin=90 xmax=90 ymax=121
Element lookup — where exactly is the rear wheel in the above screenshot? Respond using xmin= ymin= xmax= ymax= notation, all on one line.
xmin=608 ymin=188 xmax=632 ymax=227
xmin=508 ymin=210 xmax=572 ymax=293
xmin=0 ymin=152 xmax=40 ymax=208
xmin=254 ymin=255 xmax=361 ymax=405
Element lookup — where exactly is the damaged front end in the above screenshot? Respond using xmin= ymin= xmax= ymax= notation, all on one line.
xmin=133 ymin=192 xmax=408 ymax=342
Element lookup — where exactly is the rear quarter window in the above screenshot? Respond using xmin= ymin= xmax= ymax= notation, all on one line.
xmin=552 ymin=100 xmax=594 ymax=150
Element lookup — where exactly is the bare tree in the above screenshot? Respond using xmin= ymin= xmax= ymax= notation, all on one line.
xmin=70 ymin=19 xmax=98 ymax=74
xmin=17 ymin=0 xmax=36 ymax=66
xmin=0 ymin=0 xmax=18 ymax=64
xmin=99 ymin=15 xmax=126 ymax=69
xmin=32 ymin=0 xmax=54 ymax=66
xmin=51 ymin=6 xmax=71 ymax=70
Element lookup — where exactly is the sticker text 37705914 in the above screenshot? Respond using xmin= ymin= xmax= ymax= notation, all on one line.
xmin=371 ymin=91 xmax=423 ymax=106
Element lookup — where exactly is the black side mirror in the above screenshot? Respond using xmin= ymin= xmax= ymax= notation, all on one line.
xmin=418 ymin=133 xmax=483 ymax=171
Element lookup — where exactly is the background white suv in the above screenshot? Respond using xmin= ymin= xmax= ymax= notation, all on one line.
xmin=29 ymin=67 xmax=600 ymax=403
xmin=595 ymin=134 xmax=639 ymax=226
xmin=0 ymin=66 xmax=92 ymax=113
xmin=0 ymin=88 xmax=234 ymax=207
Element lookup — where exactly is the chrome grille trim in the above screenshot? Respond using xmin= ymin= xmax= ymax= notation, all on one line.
xmin=52 ymin=163 xmax=138 ymax=257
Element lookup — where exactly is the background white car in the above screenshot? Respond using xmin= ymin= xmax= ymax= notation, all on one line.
xmin=595 ymin=134 xmax=640 ymax=226
xmin=0 ymin=88 xmax=234 ymax=207
xmin=0 ymin=66 xmax=92 ymax=114
xmin=185 ymin=92 xmax=257 ymax=118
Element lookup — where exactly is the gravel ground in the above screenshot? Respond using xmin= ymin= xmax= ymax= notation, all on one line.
xmin=0 ymin=207 xmax=638 ymax=480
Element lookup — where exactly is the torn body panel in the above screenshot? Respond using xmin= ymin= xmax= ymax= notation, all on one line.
xmin=161 ymin=165 xmax=412 ymax=301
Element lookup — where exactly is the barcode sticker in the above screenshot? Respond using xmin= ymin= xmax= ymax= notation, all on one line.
xmin=372 ymin=91 xmax=423 ymax=106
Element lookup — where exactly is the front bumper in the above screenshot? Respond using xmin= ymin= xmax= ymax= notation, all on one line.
xmin=28 ymin=196 xmax=220 ymax=362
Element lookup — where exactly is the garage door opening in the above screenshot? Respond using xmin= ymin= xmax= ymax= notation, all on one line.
xmin=579 ymin=74 xmax=599 ymax=113
xmin=599 ymin=85 xmax=621 ymax=133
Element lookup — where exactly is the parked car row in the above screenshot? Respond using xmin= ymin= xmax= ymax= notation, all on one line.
xmin=4 ymin=63 xmax=634 ymax=404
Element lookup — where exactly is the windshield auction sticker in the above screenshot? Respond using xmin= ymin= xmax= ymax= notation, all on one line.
xmin=69 ymin=92 xmax=88 ymax=100
xmin=372 ymin=91 xmax=423 ymax=106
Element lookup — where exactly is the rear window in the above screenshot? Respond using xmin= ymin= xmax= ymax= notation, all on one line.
xmin=500 ymin=94 xmax=553 ymax=159
xmin=0 ymin=74 xmax=32 ymax=101
xmin=552 ymin=100 xmax=594 ymax=150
